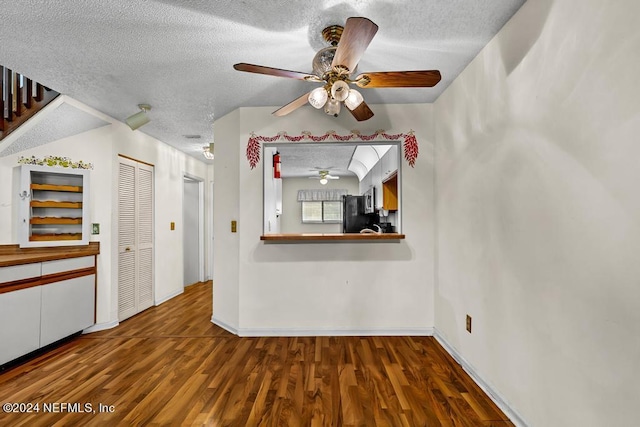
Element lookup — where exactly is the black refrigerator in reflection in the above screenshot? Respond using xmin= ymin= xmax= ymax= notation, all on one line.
xmin=342 ymin=195 xmax=369 ymax=233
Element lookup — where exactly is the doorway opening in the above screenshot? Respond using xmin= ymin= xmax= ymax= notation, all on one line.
xmin=183 ymin=174 xmax=204 ymax=287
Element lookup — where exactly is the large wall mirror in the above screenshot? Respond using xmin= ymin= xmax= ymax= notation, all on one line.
xmin=263 ymin=142 xmax=401 ymax=235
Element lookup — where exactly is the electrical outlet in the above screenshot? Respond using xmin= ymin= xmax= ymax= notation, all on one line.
xmin=466 ymin=315 xmax=472 ymax=333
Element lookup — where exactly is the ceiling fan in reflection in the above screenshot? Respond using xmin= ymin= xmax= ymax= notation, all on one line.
xmin=309 ymin=170 xmax=340 ymax=185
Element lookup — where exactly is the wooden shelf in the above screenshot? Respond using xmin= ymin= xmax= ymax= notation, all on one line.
xmin=30 ymin=201 xmax=83 ymax=209
xmin=30 ymin=217 xmax=83 ymax=225
xmin=31 ymin=183 xmax=83 ymax=192
xmin=29 ymin=233 xmax=83 ymax=242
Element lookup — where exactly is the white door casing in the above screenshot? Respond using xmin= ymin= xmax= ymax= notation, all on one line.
xmin=118 ymin=157 xmax=154 ymax=321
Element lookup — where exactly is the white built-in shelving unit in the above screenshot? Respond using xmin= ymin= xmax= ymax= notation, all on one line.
xmin=15 ymin=165 xmax=90 ymax=247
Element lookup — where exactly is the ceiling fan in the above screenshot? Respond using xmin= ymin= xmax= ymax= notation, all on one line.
xmin=233 ymin=17 xmax=441 ymax=121
xmin=309 ymin=170 xmax=340 ymax=185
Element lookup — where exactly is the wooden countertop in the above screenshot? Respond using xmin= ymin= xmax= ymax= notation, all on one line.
xmin=0 ymin=242 xmax=100 ymax=267
xmin=260 ymin=233 xmax=405 ymax=242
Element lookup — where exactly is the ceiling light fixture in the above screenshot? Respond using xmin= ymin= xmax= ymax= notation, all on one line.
xmin=307 ymin=65 xmax=363 ymax=117
xmin=308 ymin=87 xmax=328 ymax=109
xmin=331 ymin=80 xmax=350 ymax=102
xmin=125 ymin=104 xmax=152 ymax=130
xmin=319 ymin=177 xmax=328 ymax=185
xmin=202 ymin=143 xmax=214 ymax=160
xmin=344 ymin=89 xmax=364 ymax=110
xmin=324 ymin=97 xmax=341 ymax=117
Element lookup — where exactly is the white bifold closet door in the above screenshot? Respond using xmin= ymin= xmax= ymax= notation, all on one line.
xmin=118 ymin=157 xmax=154 ymax=321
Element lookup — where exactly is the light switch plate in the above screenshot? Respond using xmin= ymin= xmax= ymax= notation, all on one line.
xmin=91 ymin=223 xmax=100 ymax=235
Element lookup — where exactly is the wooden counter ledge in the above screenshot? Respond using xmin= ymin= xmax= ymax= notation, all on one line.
xmin=0 ymin=242 xmax=100 ymax=267
xmin=260 ymin=233 xmax=405 ymax=242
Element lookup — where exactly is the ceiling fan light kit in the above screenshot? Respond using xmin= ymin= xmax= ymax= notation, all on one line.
xmin=310 ymin=169 xmax=339 ymax=185
xmin=308 ymin=87 xmax=328 ymax=109
xmin=330 ymin=79 xmax=350 ymax=102
xmin=324 ymin=97 xmax=341 ymax=117
xmin=202 ymin=143 xmax=214 ymax=160
xmin=233 ymin=17 xmax=441 ymax=121
xmin=344 ymin=89 xmax=364 ymax=110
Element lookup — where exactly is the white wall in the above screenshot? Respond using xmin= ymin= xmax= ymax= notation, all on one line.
xmin=0 ymin=97 xmax=209 ymax=330
xmin=214 ymin=103 xmax=435 ymax=335
xmin=212 ymin=109 xmax=241 ymax=331
xmin=280 ymin=176 xmax=359 ymax=234
xmin=434 ymin=0 xmax=640 ymax=426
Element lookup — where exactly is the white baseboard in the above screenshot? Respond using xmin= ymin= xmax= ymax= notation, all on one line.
xmin=211 ymin=316 xmax=239 ymax=335
xmin=83 ymin=319 xmax=119 ymax=334
xmin=209 ymin=321 xmax=433 ymax=338
xmin=433 ymin=328 xmax=529 ymax=427
xmin=155 ymin=288 xmax=183 ymax=306
xmin=236 ymin=327 xmax=434 ymax=337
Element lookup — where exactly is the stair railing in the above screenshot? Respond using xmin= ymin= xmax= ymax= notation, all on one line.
xmin=1 ymin=66 xmax=59 ymax=141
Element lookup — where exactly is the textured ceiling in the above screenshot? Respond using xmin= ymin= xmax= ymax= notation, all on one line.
xmin=276 ymin=143 xmax=357 ymax=178
xmin=0 ymin=0 xmax=526 ymax=162
xmin=0 ymin=101 xmax=111 ymax=157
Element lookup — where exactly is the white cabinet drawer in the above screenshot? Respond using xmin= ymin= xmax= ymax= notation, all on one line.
xmin=42 ymin=256 xmax=94 ymax=276
xmin=0 ymin=263 xmax=42 ymax=284
xmin=40 ymin=275 xmax=95 ymax=347
xmin=0 ymin=286 xmax=42 ymax=364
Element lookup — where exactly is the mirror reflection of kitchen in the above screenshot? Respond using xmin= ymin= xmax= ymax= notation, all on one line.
xmin=263 ymin=142 xmax=400 ymax=235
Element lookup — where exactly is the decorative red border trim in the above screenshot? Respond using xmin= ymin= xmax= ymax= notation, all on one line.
xmin=246 ymin=130 xmax=419 ymax=169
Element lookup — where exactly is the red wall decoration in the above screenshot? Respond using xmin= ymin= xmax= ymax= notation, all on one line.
xmin=246 ymin=130 xmax=419 ymax=170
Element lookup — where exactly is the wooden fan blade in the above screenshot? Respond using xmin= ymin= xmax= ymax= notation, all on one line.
xmin=355 ymin=70 xmax=442 ymax=88
xmin=233 ymin=63 xmax=319 ymax=81
xmin=273 ymin=92 xmax=310 ymax=117
xmin=347 ymin=101 xmax=374 ymax=121
xmin=332 ymin=17 xmax=378 ymax=74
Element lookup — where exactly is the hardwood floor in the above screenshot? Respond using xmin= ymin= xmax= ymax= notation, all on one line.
xmin=0 ymin=281 xmax=513 ymax=426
